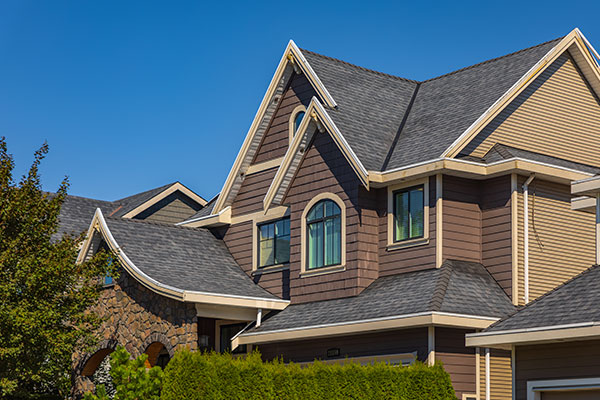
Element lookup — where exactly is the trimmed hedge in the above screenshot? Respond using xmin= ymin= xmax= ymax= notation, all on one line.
xmin=161 ymin=350 xmax=456 ymax=400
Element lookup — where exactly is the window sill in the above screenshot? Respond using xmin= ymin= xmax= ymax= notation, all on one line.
xmin=252 ymin=264 xmax=290 ymax=276
xmin=300 ymin=265 xmax=346 ymax=278
xmin=386 ymin=237 xmax=429 ymax=251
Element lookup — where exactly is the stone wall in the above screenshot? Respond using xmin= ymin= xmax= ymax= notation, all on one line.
xmin=73 ymin=269 xmax=198 ymax=397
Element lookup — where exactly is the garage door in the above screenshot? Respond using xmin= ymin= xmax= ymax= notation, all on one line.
xmin=542 ymin=390 xmax=600 ymax=400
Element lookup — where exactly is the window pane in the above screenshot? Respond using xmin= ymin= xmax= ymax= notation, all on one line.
xmin=220 ymin=323 xmax=247 ymax=354
xmin=294 ymin=111 xmax=305 ymax=134
xmin=275 ymin=235 xmax=290 ymax=264
xmin=394 ymin=191 xmax=409 ymax=241
xmin=409 ymin=188 xmax=424 ymax=238
xmin=260 ymin=224 xmax=274 ymax=240
xmin=275 ymin=219 xmax=290 ymax=237
xmin=259 ymin=238 xmax=274 ymax=267
xmin=307 ymin=201 xmax=323 ymax=222
xmin=308 ymin=222 xmax=323 ymax=269
xmin=324 ymin=216 xmax=341 ymax=266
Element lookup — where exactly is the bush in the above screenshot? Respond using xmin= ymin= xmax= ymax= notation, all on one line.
xmin=161 ymin=350 xmax=456 ymax=400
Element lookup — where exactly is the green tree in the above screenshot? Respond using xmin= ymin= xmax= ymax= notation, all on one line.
xmin=0 ymin=138 xmax=116 ymax=398
xmin=84 ymin=346 xmax=163 ymax=400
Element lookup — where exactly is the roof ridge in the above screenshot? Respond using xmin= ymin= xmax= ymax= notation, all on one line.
xmin=115 ymin=181 xmax=178 ymax=203
xmin=422 ymin=36 xmax=564 ymax=83
xmin=104 ymin=214 xmax=206 ymax=231
xmin=300 ymin=48 xmax=420 ymax=84
xmin=485 ymin=263 xmax=600 ymax=331
xmin=59 ymin=193 xmax=113 ymax=203
xmin=429 ymin=261 xmax=453 ymax=311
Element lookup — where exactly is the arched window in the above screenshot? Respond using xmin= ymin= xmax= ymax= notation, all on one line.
xmin=306 ymin=200 xmax=342 ymax=269
xmin=294 ymin=111 xmax=305 ymax=134
xmin=289 ymin=106 xmax=307 ymax=142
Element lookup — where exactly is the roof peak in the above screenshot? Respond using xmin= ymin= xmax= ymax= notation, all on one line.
xmin=300 ymin=35 xmax=564 ymax=84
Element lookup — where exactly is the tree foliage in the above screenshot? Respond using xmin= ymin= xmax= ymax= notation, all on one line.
xmin=0 ymin=138 xmax=116 ymax=398
xmin=84 ymin=346 xmax=163 ymax=400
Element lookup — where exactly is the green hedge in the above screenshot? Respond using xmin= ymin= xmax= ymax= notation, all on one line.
xmin=161 ymin=350 xmax=456 ymax=400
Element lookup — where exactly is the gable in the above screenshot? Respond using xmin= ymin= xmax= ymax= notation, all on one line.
xmin=461 ymin=52 xmax=600 ymax=167
xmin=252 ymin=73 xmax=316 ymax=164
xmin=132 ymin=191 xmax=203 ymax=224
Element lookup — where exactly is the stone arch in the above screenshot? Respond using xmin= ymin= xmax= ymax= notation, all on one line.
xmin=141 ymin=333 xmax=174 ymax=368
xmin=78 ymin=339 xmax=118 ymax=377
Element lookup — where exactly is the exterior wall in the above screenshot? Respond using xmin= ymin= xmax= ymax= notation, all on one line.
xmin=221 ymin=221 xmax=289 ymax=299
xmin=252 ymin=72 xmax=315 ymax=164
xmin=257 ymin=328 xmax=428 ymax=363
xmin=462 ymin=52 xmax=600 ymax=167
xmin=73 ymin=269 xmax=198 ymax=397
xmin=481 ymin=176 xmax=513 ymax=298
xmin=516 ymin=177 xmax=595 ymax=304
xmin=515 ymin=340 xmax=600 ymax=400
xmin=479 ymin=349 xmax=512 ymax=400
xmin=283 ymin=131 xmax=378 ymax=303
xmin=378 ymin=176 xmax=437 ymax=276
xmin=230 ymin=167 xmax=278 ymax=217
xmin=443 ymin=176 xmax=482 ymax=263
xmin=133 ymin=191 xmax=203 ymax=224
xmin=435 ymin=328 xmax=477 ymax=399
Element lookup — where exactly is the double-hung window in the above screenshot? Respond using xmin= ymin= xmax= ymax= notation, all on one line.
xmin=393 ymin=185 xmax=424 ymax=242
xmin=258 ymin=218 xmax=290 ymax=268
xmin=306 ymin=200 xmax=342 ymax=269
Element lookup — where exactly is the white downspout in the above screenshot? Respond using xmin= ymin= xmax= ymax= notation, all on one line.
xmin=485 ymin=347 xmax=490 ymax=400
xmin=522 ymin=174 xmax=535 ymax=304
xmin=256 ymin=308 xmax=263 ymax=327
xmin=596 ymin=193 xmax=600 ymax=265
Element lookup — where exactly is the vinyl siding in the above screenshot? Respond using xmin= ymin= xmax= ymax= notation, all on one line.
xmin=516 ymin=177 xmax=595 ymax=304
xmin=252 ymin=72 xmax=315 ymax=164
xmin=133 ymin=192 xmax=203 ymax=224
xmin=283 ymin=131 xmax=378 ymax=303
xmin=378 ymin=176 xmax=437 ymax=276
xmin=479 ymin=349 xmax=512 ymax=400
xmin=515 ymin=340 xmax=600 ymax=400
xmin=435 ymin=328 xmax=477 ymax=399
xmin=462 ymin=52 xmax=600 ymax=167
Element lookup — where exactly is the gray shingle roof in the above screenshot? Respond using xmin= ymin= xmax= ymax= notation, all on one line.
xmin=301 ymin=37 xmax=562 ymax=172
xmin=57 ymin=195 xmax=115 ymax=238
xmin=485 ymin=264 xmax=600 ymax=332
xmin=110 ymin=182 xmax=177 ymax=217
xmin=103 ymin=216 xmax=279 ymax=300
xmin=181 ymin=193 xmax=218 ymax=223
xmin=249 ymin=260 xmax=514 ymax=333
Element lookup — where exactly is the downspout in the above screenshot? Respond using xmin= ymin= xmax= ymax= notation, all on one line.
xmin=522 ymin=174 xmax=535 ymax=304
xmin=596 ymin=193 xmax=600 ymax=265
xmin=485 ymin=348 xmax=490 ymax=400
xmin=256 ymin=308 xmax=263 ymax=327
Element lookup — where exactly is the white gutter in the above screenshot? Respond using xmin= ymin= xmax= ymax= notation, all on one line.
xmin=522 ymin=174 xmax=535 ymax=304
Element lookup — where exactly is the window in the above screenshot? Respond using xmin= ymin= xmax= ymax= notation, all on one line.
xmin=258 ymin=218 xmax=290 ymax=268
xmin=219 ymin=323 xmax=247 ymax=354
xmin=393 ymin=185 xmax=424 ymax=242
xmin=306 ymin=200 xmax=342 ymax=269
xmin=293 ymin=111 xmax=305 ymax=134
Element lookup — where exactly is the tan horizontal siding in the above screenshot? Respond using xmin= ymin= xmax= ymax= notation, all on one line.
xmin=463 ymin=52 xmax=600 ymax=168
xmin=253 ymin=73 xmax=315 ymax=164
xmin=480 ymin=349 xmax=512 ymax=400
xmin=517 ymin=177 xmax=595 ymax=304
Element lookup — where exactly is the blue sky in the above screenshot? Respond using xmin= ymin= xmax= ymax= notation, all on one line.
xmin=1 ymin=0 xmax=599 ymax=200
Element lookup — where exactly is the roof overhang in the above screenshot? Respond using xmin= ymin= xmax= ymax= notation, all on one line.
xmin=441 ymin=28 xmax=600 ymax=159
xmin=466 ymin=321 xmax=600 ymax=350
xmin=77 ymin=209 xmax=289 ymax=311
xmin=211 ymin=40 xmax=336 ymax=216
xmin=369 ymin=157 xmax=594 ymax=188
xmin=263 ymin=97 xmax=369 ymax=210
xmin=232 ymin=311 xmax=499 ymax=349
xmin=570 ymin=175 xmax=600 ymax=213
xmin=121 ymin=182 xmax=207 ymax=219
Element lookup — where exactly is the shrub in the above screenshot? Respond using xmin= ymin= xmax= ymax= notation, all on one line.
xmin=161 ymin=350 xmax=456 ymax=400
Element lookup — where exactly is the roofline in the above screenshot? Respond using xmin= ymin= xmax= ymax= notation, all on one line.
xmin=440 ymin=28 xmax=600 ymax=159
xmin=77 ymin=209 xmax=289 ymax=310
xmin=369 ymin=156 xmax=595 ymax=187
xmin=176 ymin=205 xmax=231 ymax=227
xmin=465 ymin=321 xmax=600 ymax=349
xmin=211 ymin=40 xmax=336 ymax=216
xmin=233 ymin=311 xmax=499 ymax=348
xmin=121 ymin=182 xmax=208 ymax=219
xmin=263 ymin=97 xmax=369 ymax=210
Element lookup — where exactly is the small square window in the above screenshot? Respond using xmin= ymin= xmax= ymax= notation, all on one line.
xmin=393 ymin=185 xmax=424 ymax=242
xmin=258 ymin=218 xmax=290 ymax=268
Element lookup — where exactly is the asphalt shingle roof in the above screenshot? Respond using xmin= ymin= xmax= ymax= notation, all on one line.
xmin=110 ymin=182 xmax=177 ymax=217
xmin=301 ymin=37 xmax=563 ymax=172
xmin=103 ymin=216 xmax=279 ymax=300
xmin=249 ymin=260 xmax=515 ymax=333
xmin=57 ymin=195 xmax=115 ymax=238
xmin=485 ymin=264 xmax=600 ymax=332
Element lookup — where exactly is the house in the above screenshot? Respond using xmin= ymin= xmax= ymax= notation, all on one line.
xmin=69 ymin=28 xmax=600 ymax=399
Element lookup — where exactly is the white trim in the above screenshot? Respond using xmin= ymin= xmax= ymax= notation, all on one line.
xmin=121 ymin=182 xmax=207 ymax=219
xmin=527 ymin=377 xmax=600 ymax=400
xmin=485 ymin=348 xmax=490 ymax=400
xmin=78 ymin=209 xmax=289 ymax=310
xmin=427 ymin=326 xmax=435 ymax=366
xmin=288 ymin=105 xmax=307 ymax=143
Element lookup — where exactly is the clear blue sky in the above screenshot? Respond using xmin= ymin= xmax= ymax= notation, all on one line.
xmin=1 ymin=1 xmax=599 ymax=200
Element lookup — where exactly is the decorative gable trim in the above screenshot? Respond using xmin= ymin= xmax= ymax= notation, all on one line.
xmin=121 ymin=182 xmax=207 ymax=219
xmin=77 ymin=209 xmax=289 ymax=310
xmin=441 ymin=28 xmax=600 ymax=159
xmin=263 ymin=97 xmax=369 ymax=211
xmin=211 ymin=40 xmax=337 ymax=216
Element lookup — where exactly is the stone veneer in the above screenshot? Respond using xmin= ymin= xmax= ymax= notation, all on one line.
xmin=73 ymin=269 xmax=198 ymax=397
